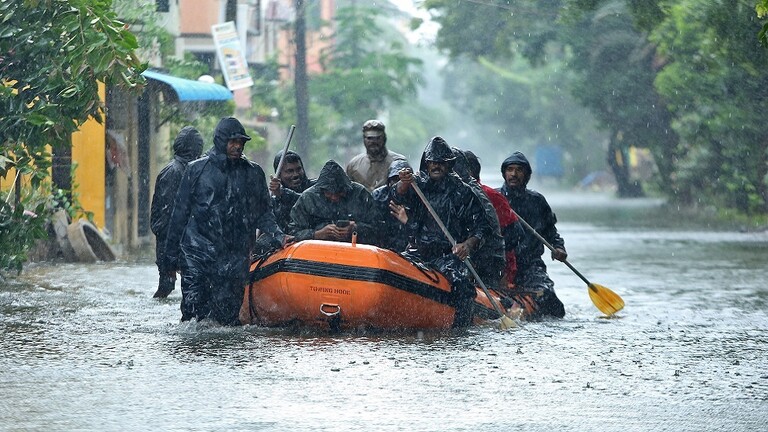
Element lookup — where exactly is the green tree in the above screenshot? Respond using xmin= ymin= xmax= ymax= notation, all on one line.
xmin=423 ymin=0 xmax=685 ymax=196
xmin=0 ymin=0 xmax=145 ymax=274
xmin=113 ymin=0 xmax=174 ymax=60
xmin=565 ymin=1 xmax=680 ymax=197
xmin=652 ymin=0 xmax=768 ymax=213
xmin=440 ymin=53 xmax=606 ymax=184
xmin=310 ymin=4 xmax=423 ymax=148
xmin=757 ymin=0 xmax=768 ymax=46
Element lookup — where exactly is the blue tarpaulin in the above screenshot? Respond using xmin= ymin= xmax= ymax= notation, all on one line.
xmin=535 ymin=145 xmax=564 ymax=178
xmin=142 ymin=70 xmax=232 ymax=102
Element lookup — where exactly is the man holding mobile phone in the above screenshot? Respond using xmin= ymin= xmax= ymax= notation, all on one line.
xmin=288 ymin=160 xmax=378 ymax=243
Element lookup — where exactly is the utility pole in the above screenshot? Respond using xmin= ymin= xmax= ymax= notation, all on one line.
xmin=225 ymin=0 xmax=237 ymax=22
xmin=294 ymin=0 xmax=310 ymax=159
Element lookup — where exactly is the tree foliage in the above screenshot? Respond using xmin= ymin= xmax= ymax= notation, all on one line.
xmin=757 ymin=0 xmax=768 ymax=46
xmin=0 ymin=0 xmax=145 ymax=273
xmin=440 ymin=54 xmax=605 ymax=182
xmin=422 ymin=0 xmax=767 ymax=212
xmin=565 ymin=1 xmax=675 ymax=197
xmin=423 ymin=0 xmax=669 ymax=196
xmin=652 ymin=0 xmax=768 ymax=213
xmin=309 ymin=4 xmax=423 ymax=147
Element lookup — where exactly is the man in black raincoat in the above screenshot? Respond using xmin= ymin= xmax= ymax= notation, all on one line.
xmin=288 ymin=160 xmax=377 ymax=243
xmin=463 ymin=150 xmax=525 ymax=289
xmin=498 ymin=151 xmax=566 ymax=318
xmin=451 ymin=148 xmax=506 ymax=292
xmin=163 ymin=117 xmax=288 ymax=325
xmin=394 ymin=137 xmax=494 ymax=328
xmin=150 ymin=126 xmax=203 ymax=298
xmin=371 ymin=159 xmax=412 ymax=252
xmin=268 ymin=150 xmax=316 ymax=232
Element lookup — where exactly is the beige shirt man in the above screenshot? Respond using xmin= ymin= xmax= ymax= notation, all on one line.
xmin=345 ymin=120 xmax=406 ymax=191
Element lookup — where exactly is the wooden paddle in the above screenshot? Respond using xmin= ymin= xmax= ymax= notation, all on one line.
xmin=274 ymin=124 xmax=297 ymax=178
xmin=509 ymin=208 xmax=624 ymax=316
xmin=411 ymin=182 xmax=517 ymax=330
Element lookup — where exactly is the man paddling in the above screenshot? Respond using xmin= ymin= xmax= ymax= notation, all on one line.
xmin=394 ymin=137 xmax=493 ymax=327
xmin=498 ymin=151 xmax=566 ymax=318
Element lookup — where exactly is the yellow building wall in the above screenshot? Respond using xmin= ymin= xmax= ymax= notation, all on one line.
xmin=70 ymin=82 xmax=106 ymax=228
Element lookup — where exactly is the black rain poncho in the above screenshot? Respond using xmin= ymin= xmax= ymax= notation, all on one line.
xmin=150 ymin=126 xmax=203 ymax=271
xmin=399 ymin=138 xmax=491 ymax=260
xmin=371 ymin=159 xmax=412 ymax=252
xmin=288 ymin=160 xmax=377 ymax=243
xmin=395 ymin=137 xmax=495 ymax=326
xmin=163 ymin=117 xmax=285 ymax=324
xmin=452 ymin=149 xmax=505 ymax=289
xmin=498 ymin=151 xmax=566 ymax=317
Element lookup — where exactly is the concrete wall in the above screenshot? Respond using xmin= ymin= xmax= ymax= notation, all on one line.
xmin=71 ymin=83 xmax=107 ymax=228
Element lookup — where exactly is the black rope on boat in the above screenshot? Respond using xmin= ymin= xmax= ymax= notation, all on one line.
xmin=249 ymin=246 xmax=279 ymax=284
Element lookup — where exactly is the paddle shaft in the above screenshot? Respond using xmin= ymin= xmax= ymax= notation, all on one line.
xmin=410 ymin=182 xmax=508 ymax=318
xmin=274 ymin=125 xmax=297 ymax=177
xmin=509 ymin=208 xmax=594 ymax=288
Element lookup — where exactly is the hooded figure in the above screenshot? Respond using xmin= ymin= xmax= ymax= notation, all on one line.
xmin=371 ymin=159 xmax=413 ymax=252
xmin=162 ymin=117 xmax=287 ymax=325
xmin=393 ymin=136 xmax=494 ymax=327
xmin=498 ymin=151 xmax=566 ymax=318
xmin=464 ymin=150 xmax=525 ymax=290
xmin=450 ymin=148 xmax=506 ymax=292
xmin=500 ymin=152 xmax=533 ymax=185
xmin=387 ymin=158 xmax=413 ymax=182
xmin=288 ymin=160 xmax=377 ymax=243
xmin=150 ymin=126 xmax=204 ymax=298
xmin=346 ymin=120 xmax=407 ymax=191
xmin=270 ymin=150 xmax=316 ymax=232
xmin=417 ymin=136 xmax=456 ymax=174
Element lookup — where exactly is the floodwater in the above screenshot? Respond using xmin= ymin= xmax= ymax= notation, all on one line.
xmin=1 ymin=191 xmax=766 ymax=431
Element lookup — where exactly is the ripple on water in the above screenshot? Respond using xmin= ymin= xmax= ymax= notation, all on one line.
xmin=2 ymin=196 xmax=768 ymax=431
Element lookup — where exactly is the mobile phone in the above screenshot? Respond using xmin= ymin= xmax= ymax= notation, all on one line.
xmin=335 ymin=219 xmax=350 ymax=228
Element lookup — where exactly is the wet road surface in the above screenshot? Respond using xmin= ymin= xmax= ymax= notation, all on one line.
xmin=1 ymin=192 xmax=766 ymax=431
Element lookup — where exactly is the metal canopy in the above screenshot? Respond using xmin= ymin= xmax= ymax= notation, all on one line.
xmin=141 ymin=70 xmax=232 ymax=102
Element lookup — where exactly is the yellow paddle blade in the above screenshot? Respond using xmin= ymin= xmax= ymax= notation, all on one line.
xmin=587 ymin=283 xmax=625 ymax=316
xmin=499 ymin=315 xmax=518 ymax=330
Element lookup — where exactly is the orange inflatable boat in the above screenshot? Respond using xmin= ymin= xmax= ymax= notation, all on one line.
xmin=239 ymin=240 xmax=535 ymax=331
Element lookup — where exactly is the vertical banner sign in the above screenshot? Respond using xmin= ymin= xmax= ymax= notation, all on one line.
xmin=211 ymin=21 xmax=254 ymax=91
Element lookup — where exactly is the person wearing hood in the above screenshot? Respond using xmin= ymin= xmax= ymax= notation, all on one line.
xmin=162 ymin=117 xmax=290 ymax=325
xmin=371 ymin=159 xmax=412 ymax=252
xmin=394 ymin=137 xmax=494 ymax=328
xmin=450 ymin=148 xmax=507 ymax=294
xmin=463 ymin=150 xmax=525 ymax=290
xmin=498 ymin=151 xmax=566 ymax=318
xmin=268 ymin=150 xmax=316 ymax=232
xmin=288 ymin=160 xmax=377 ymax=243
xmin=346 ymin=120 xmax=407 ymax=191
xmin=150 ymin=126 xmax=204 ymax=298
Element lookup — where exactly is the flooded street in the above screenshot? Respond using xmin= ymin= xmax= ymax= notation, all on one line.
xmin=1 ymin=192 xmax=766 ymax=431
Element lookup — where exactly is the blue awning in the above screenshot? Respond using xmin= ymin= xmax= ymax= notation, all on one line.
xmin=142 ymin=70 xmax=232 ymax=102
